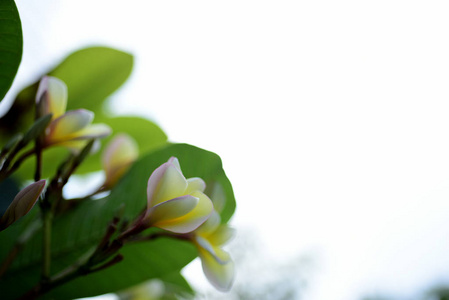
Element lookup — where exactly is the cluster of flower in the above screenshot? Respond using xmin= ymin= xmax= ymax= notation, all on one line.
xmin=0 ymin=76 xmax=234 ymax=291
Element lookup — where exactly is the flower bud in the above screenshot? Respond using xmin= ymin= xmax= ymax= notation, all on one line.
xmin=102 ymin=134 xmax=138 ymax=188
xmin=0 ymin=180 xmax=46 ymax=231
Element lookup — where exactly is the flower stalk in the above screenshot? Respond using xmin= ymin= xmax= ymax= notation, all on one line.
xmin=41 ymin=207 xmax=52 ymax=281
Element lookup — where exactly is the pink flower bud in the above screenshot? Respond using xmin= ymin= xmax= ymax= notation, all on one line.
xmin=0 ymin=180 xmax=46 ymax=231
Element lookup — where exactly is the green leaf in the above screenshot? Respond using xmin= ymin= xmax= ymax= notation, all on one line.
xmin=0 ymin=46 xmax=133 ymax=142
xmin=45 ymin=240 xmax=196 ymax=299
xmin=0 ymin=0 xmax=22 ymax=102
xmin=50 ymin=46 xmax=133 ymax=113
xmin=0 ymin=144 xmax=235 ymax=299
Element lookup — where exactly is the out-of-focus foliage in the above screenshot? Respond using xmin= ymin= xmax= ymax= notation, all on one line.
xmin=426 ymin=286 xmax=449 ymax=300
xmin=0 ymin=0 xmax=22 ymax=102
xmin=361 ymin=285 xmax=449 ymax=300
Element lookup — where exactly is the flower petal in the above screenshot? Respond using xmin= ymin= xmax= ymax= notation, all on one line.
xmin=47 ymin=109 xmax=93 ymax=142
xmin=198 ymin=247 xmax=234 ymax=292
xmin=195 ymin=235 xmax=231 ymax=264
xmin=70 ymin=123 xmax=112 ymax=140
xmin=0 ymin=180 xmax=46 ymax=231
xmin=51 ymin=140 xmax=90 ymax=153
xmin=196 ymin=210 xmax=221 ymax=235
xmin=208 ymin=225 xmax=235 ymax=247
xmin=147 ymin=158 xmax=187 ymax=207
xmin=146 ymin=195 xmax=199 ymax=227
xmin=168 ymin=157 xmax=181 ymax=171
xmin=36 ymin=76 xmax=67 ymax=119
xmin=185 ymin=177 xmax=206 ymax=194
xmin=156 ymin=191 xmax=213 ymax=233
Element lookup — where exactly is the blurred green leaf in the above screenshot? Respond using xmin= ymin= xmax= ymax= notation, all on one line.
xmin=51 ymin=46 xmax=133 ymax=113
xmin=0 ymin=0 xmax=22 ymax=102
xmin=0 ymin=46 xmax=133 ymax=142
xmin=0 ymin=143 xmax=235 ymax=299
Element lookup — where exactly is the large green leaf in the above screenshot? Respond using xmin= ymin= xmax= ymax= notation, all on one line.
xmin=0 ymin=46 xmax=133 ymax=141
xmin=0 ymin=144 xmax=235 ymax=299
xmin=51 ymin=46 xmax=133 ymax=113
xmin=0 ymin=0 xmax=22 ymax=102
xmin=45 ymin=240 xmax=196 ymax=300
xmin=13 ymin=115 xmax=168 ymax=180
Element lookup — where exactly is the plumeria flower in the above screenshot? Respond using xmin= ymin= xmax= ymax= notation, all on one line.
xmin=142 ymin=157 xmax=213 ymax=234
xmin=191 ymin=210 xmax=235 ymax=292
xmin=0 ymin=180 xmax=46 ymax=231
xmin=36 ymin=76 xmax=111 ymax=152
xmin=102 ymin=134 xmax=139 ymax=188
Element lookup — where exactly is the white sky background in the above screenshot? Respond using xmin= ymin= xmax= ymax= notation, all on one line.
xmin=7 ymin=1 xmax=449 ymax=299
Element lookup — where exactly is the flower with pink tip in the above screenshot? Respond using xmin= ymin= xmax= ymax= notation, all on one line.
xmin=142 ymin=157 xmax=213 ymax=234
xmin=36 ymin=76 xmax=111 ymax=152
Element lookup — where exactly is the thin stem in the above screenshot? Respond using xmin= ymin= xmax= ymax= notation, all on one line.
xmin=41 ymin=208 xmax=52 ymax=281
xmin=88 ymin=254 xmax=123 ymax=273
xmin=34 ymin=140 xmax=42 ymax=182
xmin=34 ymin=103 xmax=43 ymax=182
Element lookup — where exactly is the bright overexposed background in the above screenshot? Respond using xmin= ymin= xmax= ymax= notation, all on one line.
xmin=6 ymin=1 xmax=449 ymax=299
